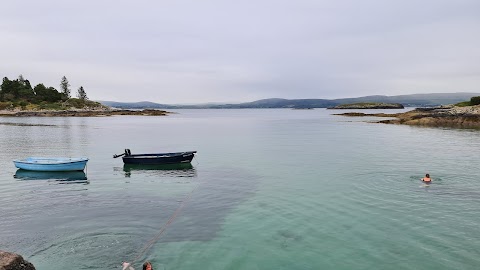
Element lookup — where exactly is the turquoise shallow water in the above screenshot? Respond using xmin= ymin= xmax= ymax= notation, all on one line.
xmin=1 ymin=109 xmax=480 ymax=270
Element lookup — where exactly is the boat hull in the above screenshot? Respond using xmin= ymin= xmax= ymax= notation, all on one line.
xmin=13 ymin=158 xmax=89 ymax=171
xmin=122 ymin=151 xmax=196 ymax=165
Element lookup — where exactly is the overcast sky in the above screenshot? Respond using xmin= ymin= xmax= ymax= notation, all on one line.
xmin=1 ymin=0 xmax=479 ymax=103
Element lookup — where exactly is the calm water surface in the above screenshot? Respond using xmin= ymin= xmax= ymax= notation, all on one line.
xmin=1 ymin=109 xmax=480 ymax=270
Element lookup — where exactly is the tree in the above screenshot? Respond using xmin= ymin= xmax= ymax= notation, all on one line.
xmin=0 ymin=77 xmax=12 ymax=101
xmin=33 ymin=83 xmax=47 ymax=97
xmin=60 ymin=76 xmax=71 ymax=98
xmin=471 ymin=96 xmax=480 ymax=106
xmin=17 ymin=82 xmax=35 ymax=102
xmin=18 ymin=74 xmax=26 ymax=85
xmin=77 ymin=86 xmax=88 ymax=100
xmin=0 ymin=77 xmax=34 ymax=101
xmin=34 ymin=84 xmax=63 ymax=103
xmin=24 ymin=79 xmax=32 ymax=90
xmin=46 ymin=87 xmax=63 ymax=102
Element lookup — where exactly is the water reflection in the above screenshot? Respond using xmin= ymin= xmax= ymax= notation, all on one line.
xmin=14 ymin=169 xmax=89 ymax=184
xmin=119 ymin=163 xmax=197 ymax=178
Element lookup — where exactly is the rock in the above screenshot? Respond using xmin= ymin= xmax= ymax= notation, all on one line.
xmin=332 ymin=112 xmax=368 ymax=116
xmin=328 ymin=102 xmax=404 ymax=109
xmin=332 ymin=112 xmax=399 ymax=117
xmin=0 ymin=251 xmax=36 ymax=270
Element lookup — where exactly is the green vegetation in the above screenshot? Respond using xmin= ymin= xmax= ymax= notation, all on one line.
xmin=66 ymin=98 xmax=100 ymax=108
xmin=455 ymin=101 xmax=472 ymax=107
xmin=455 ymin=96 xmax=480 ymax=107
xmin=0 ymin=75 xmax=105 ymax=110
xmin=472 ymin=96 xmax=480 ymax=105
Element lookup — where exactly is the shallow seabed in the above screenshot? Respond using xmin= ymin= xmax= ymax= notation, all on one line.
xmin=1 ymin=109 xmax=480 ymax=270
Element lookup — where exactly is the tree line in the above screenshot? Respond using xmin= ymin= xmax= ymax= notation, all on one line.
xmin=0 ymin=75 xmax=88 ymax=104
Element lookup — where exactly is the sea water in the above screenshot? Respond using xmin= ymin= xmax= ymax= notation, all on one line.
xmin=1 ymin=109 xmax=480 ymax=270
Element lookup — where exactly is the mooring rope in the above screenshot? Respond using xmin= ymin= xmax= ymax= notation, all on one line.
xmin=128 ymin=181 xmax=201 ymax=265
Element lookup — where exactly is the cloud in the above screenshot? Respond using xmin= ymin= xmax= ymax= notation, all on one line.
xmin=1 ymin=0 xmax=479 ymax=103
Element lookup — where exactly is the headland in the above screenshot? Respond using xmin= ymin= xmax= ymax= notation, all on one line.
xmin=334 ymin=105 xmax=480 ymax=128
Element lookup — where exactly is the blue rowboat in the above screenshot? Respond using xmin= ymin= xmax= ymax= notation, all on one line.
xmin=13 ymin=157 xmax=89 ymax=171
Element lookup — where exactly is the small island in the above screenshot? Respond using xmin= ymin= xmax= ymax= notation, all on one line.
xmin=0 ymin=75 xmax=170 ymax=117
xmin=328 ymin=102 xmax=404 ymax=109
xmin=333 ymin=97 xmax=480 ymax=129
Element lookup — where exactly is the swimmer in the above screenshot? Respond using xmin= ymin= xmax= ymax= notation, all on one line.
xmin=421 ymin=174 xmax=431 ymax=183
xmin=143 ymin=261 xmax=153 ymax=270
xmin=122 ymin=262 xmax=135 ymax=270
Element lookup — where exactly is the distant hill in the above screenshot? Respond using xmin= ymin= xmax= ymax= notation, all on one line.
xmin=99 ymin=101 xmax=177 ymax=109
xmin=99 ymin=93 xmax=480 ymax=109
xmin=212 ymin=98 xmax=337 ymax=108
xmin=331 ymin=93 xmax=480 ymax=107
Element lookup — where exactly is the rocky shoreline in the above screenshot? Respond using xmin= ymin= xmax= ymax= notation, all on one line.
xmin=0 ymin=109 xmax=170 ymax=117
xmin=334 ymin=105 xmax=480 ymax=128
xmin=0 ymin=251 xmax=36 ymax=270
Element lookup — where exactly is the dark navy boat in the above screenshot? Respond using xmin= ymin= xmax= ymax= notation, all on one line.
xmin=113 ymin=149 xmax=197 ymax=165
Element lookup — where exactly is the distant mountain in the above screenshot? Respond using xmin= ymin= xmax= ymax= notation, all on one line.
xmin=98 ymin=92 xmax=480 ymax=109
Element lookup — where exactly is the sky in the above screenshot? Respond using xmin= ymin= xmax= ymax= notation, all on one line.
xmin=1 ymin=0 xmax=479 ymax=104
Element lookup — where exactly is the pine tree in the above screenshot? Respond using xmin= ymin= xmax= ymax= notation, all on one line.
xmin=77 ymin=86 xmax=88 ymax=100
xmin=60 ymin=76 xmax=71 ymax=98
xmin=18 ymin=74 xmax=26 ymax=85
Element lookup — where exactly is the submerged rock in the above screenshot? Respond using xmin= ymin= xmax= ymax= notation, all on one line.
xmin=0 ymin=251 xmax=36 ymax=270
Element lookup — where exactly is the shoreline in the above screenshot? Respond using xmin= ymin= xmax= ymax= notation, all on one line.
xmin=333 ymin=105 xmax=480 ymax=129
xmin=0 ymin=108 xmax=171 ymax=117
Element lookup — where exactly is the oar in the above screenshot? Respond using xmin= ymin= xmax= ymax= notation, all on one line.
xmin=113 ymin=153 xmax=125 ymax=158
